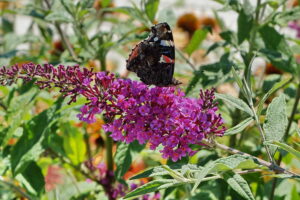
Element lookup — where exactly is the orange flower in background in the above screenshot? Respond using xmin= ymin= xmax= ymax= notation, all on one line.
xmin=124 ymin=158 xmax=148 ymax=183
xmin=88 ymin=59 xmax=101 ymax=70
xmin=75 ymin=118 xmax=105 ymax=150
xmin=49 ymin=40 xmax=66 ymax=56
xmin=0 ymin=2 xmax=9 ymax=10
xmin=265 ymin=63 xmax=283 ymax=75
xmin=177 ymin=13 xmax=199 ymax=37
xmin=292 ymin=0 xmax=298 ymax=7
xmin=87 ymin=118 xmax=104 ymax=134
xmin=198 ymin=16 xmax=220 ymax=32
xmin=7 ymin=138 xmax=17 ymax=146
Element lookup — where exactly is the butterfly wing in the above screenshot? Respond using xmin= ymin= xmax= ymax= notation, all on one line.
xmin=126 ymin=22 xmax=180 ymax=86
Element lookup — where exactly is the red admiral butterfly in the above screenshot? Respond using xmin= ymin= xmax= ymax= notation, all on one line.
xmin=126 ymin=22 xmax=181 ymax=86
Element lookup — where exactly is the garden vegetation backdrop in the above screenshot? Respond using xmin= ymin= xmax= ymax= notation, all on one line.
xmin=0 ymin=0 xmax=300 ymax=199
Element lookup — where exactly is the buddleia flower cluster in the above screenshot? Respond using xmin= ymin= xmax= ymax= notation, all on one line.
xmin=0 ymin=63 xmax=225 ymax=161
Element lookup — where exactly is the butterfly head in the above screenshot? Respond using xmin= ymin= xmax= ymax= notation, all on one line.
xmin=150 ymin=22 xmax=172 ymax=40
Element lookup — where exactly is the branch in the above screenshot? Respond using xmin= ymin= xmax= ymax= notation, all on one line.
xmin=0 ymin=177 xmax=33 ymax=200
xmin=175 ymin=48 xmax=196 ymax=71
xmin=44 ymin=0 xmax=78 ymax=61
xmin=202 ymin=140 xmax=300 ymax=177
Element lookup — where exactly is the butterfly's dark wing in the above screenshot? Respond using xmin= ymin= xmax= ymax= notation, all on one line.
xmin=126 ymin=22 xmax=180 ymax=86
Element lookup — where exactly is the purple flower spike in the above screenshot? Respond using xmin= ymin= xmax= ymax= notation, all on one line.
xmin=0 ymin=63 xmax=226 ymax=161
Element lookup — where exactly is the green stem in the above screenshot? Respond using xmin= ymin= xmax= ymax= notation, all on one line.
xmin=250 ymin=104 xmax=274 ymax=163
xmin=244 ymin=0 xmax=261 ymax=84
xmin=44 ymin=0 xmax=78 ymax=61
xmin=0 ymin=178 xmax=34 ymax=200
xmin=100 ymin=54 xmax=107 ymax=71
xmin=175 ymin=48 xmax=196 ymax=71
xmin=203 ymin=140 xmax=299 ymax=177
xmin=105 ymin=132 xmax=114 ymax=171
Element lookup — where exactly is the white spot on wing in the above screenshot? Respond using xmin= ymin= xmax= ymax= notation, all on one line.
xmin=159 ymin=55 xmax=166 ymax=63
xmin=154 ymin=37 xmax=159 ymax=41
xmin=160 ymin=40 xmax=174 ymax=47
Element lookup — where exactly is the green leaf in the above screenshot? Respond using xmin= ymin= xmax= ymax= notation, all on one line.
xmin=0 ymin=88 xmax=38 ymax=146
xmin=220 ymin=31 xmax=237 ymax=45
xmin=259 ymin=25 xmax=297 ymax=73
xmin=192 ymin=155 xmax=259 ymax=193
xmin=263 ymin=94 xmax=288 ymax=155
xmin=114 ymin=142 xmax=132 ymax=180
xmin=223 ymin=171 xmax=255 ymax=200
xmin=185 ymin=29 xmax=208 ymax=56
xmin=274 ymin=7 xmax=300 ymax=25
xmin=102 ymin=7 xmax=148 ymax=25
xmin=131 ymin=164 xmax=199 ymax=180
xmin=145 ymin=0 xmax=159 ymax=22
xmin=46 ymin=180 xmax=98 ymax=199
xmin=291 ymin=185 xmax=300 ymax=200
xmin=11 ymin=98 xmax=63 ymax=175
xmin=231 ymin=68 xmax=244 ymax=94
xmin=20 ymin=161 xmax=45 ymax=196
xmin=237 ymin=9 xmax=253 ymax=44
xmin=124 ymin=180 xmax=182 ymax=199
xmin=185 ymin=54 xmax=232 ymax=95
xmin=257 ymin=78 xmax=291 ymax=115
xmin=264 ymin=140 xmax=300 ymax=160
xmin=215 ymin=93 xmax=253 ymax=116
xmin=102 ymin=0 xmax=111 ymax=7
xmin=205 ymin=42 xmax=225 ymax=56
xmin=62 ymin=123 xmax=86 ymax=166
xmin=262 ymin=74 xmax=281 ymax=93
xmin=224 ymin=117 xmax=253 ymax=136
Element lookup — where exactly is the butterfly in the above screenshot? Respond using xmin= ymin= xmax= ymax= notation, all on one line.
xmin=126 ymin=22 xmax=181 ymax=86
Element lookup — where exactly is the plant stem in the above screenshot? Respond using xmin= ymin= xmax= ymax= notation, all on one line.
xmin=44 ymin=0 xmax=78 ymax=61
xmin=244 ymin=0 xmax=261 ymax=83
xmin=269 ymin=81 xmax=300 ymax=200
xmin=250 ymin=104 xmax=274 ymax=163
xmin=202 ymin=140 xmax=299 ymax=177
xmin=105 ymin=132 xmax=114 ymax=171
xmin=100 ymin=55 xmax=107 ymax=71
xmin=175 ymin=48 xmax=196 ymax=71
xmin=84 ymin=129 xmax=93 ymax=171
xmin=188 ymin=169 xmax=263 ymax=183
xmin=50 ymin=149 xmax=101 ymax=184
xmin=0 ymin=177 xmax=34 ymax=200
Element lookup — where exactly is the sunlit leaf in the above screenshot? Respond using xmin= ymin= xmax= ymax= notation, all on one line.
xmin=192 ymin=155 xmax=259 ymax=192
xmin=20 ymin=161 xmax=45 ymax=196
xmin=185 ymin=29 xmax=208 ymax=56
xmin=237 ymin=9 xmax=253 ymax=44
xmin=11 ymin=98 xmax=63 ymax=175
xmin=224 ymin=117 xmax=253 ymax=136
xmin=264 ymin=140 xmax=300 ymax=160
xmin=257 ymin=78 xmax=291 ymax=115
xmin=215 ymin=93 xmax=253 ymax=116
xmin=145 ymin=0 xmax=159 ymax=22
xmin=263 ymin=94 xmax=288 ymax=155
xmin=62 ymin=123 xmax=86 ymax=166
xmin=114 ymin=142 xmax=132 ymax=180
xmin=222 ymin=171 xmax=255 ymax=200
xmin=124 ymin=180 xmax=182 ymax=199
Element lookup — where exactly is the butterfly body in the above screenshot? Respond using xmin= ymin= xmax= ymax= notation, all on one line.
xmin=126 ymin=22 xmax=180 ymax=86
